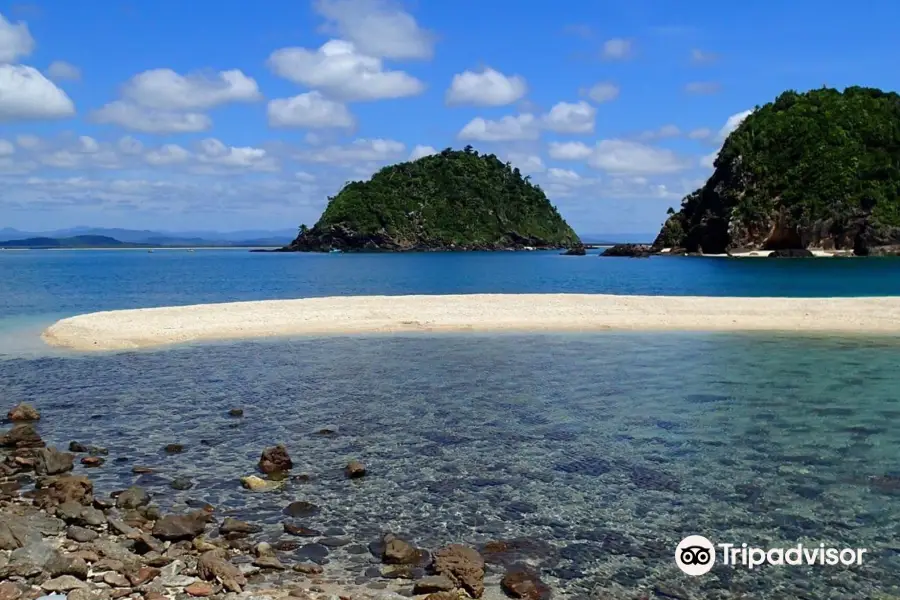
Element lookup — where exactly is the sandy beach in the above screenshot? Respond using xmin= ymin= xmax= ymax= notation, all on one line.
xmin=40 ymin=293 xmax=900 ymax=351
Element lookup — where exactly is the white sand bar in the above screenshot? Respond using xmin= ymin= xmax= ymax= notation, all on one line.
xmin=41 ymin=293 xmax=900 ymax=351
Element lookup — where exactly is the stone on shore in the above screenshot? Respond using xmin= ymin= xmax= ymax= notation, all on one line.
xmin=197 ymin=550 xmax=246 ymax=593
xmin=433 ymin=544 xmax=486 ymax=598
xmin=152 ymin=511 xmax=209 ymax=541
xmin=41 ymin=575 xmax=88 ymax=592
xmin=258 ymin=444 xmax=293 ymax=474
xmin=413 ymin=575 xmax=456 ymax=594
xmin=41 ymin=475 xmax=93 ymax=507
xmin=35 ymin=447 xmax=75 ymax=475
xmin=115 ymin=486 xmax=150 ymax=509
xmin=0 ymin=424 xmax=44 ymax=448
xmin=381 ymin=534 xmax=426 ymax=566
xmin=7 ymin=403 xmax=40 ymax=422
xmin=500 ymin=568 xmax=552 ymax=600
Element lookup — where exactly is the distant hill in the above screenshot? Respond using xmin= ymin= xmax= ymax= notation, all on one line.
xmin=0 ymin=227 xmax=295 ymax=247
xmin=0 ymin=235 xmax=149 ymax=249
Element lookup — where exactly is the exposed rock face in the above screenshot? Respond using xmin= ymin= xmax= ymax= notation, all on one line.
xmin=0 ymin=424 xmax=44 ymax=449
xmin=432 ymin=544 xmax=486 ymax=598
xmin=40 ymin=476 xmax=93 ymax=507
xmin=7 ymin=403 xmax=40 ymax=422
xmin=258 ymin=444 xmax=293 ymax=474
xmin=600 ymin=244 xmax=653 ymax=257
xmin=562 ymin=245 xmax=586 ymax=256
xmin=655 ymin=87 xmax=900 ymax=256
xmin=34 ymin=448 xmax=74 ymax=475
xmin=768 ymin=248 xmax=815 ymax=258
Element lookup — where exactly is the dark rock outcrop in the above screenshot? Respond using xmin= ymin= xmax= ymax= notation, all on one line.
xmin=768 ymin=248 xmax=815 ymax=258
xmin=258 ymin=444 xmax=292 ymax=474
xmin=7 ymin=403 xmax=40 ymax=422
xmin=600 ymin=244 xmax=653 ymax=257
xmin=561 ymin=245 xmax=586 ymax=256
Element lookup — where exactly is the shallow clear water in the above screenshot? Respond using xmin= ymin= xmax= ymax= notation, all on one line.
xmin=3 ymin=332 xmax=900 ymax=598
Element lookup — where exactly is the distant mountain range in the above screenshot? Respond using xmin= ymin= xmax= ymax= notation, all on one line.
xmin=0 ymin=227 xmax=297 ymax=248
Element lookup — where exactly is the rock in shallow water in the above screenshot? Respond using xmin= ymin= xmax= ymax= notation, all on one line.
xmin=7 ymin=403 xmax=40 ymax=422
xmin=432 ymin=544 xmax=485 ymax=599
xmin=259 ymin=444 xmax=293 ymax=474
xmin=283 ymin=501 xmax=320 ymax=518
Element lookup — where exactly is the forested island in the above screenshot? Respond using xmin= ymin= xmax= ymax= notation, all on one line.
xmin=654 ymin=86 xmax=900 ymax=256
xmin=280 ymin=147 xmax=581 ymax=252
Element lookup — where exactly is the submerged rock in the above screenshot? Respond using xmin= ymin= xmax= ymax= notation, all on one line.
xmin=283 ymin=501 xmax=320 ymax=518
xmin=239 ymin=475 xmax=283 ymax=492
xmin=345 ymin=460 xmax=367 ymax=479
xmin=500 ymin=567 xmax=552 ymax=600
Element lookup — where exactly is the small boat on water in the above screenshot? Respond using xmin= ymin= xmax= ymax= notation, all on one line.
xmin=329 ymin=248 xmax=342 ymax=254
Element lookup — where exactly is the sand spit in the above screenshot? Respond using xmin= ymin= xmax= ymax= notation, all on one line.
xmin=39 ymin=293 xmax=900 ymax=352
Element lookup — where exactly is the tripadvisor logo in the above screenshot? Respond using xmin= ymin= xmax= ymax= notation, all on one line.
xmin=675 ymin=535 xmax=867 ymax=576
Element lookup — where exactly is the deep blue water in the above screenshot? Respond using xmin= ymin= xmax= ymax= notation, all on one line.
xmin=3 ymin=249 xmax=900 ymax=598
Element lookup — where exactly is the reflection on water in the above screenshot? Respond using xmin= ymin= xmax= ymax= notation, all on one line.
xmin=2 ymin=332 xmax=899 ymax=598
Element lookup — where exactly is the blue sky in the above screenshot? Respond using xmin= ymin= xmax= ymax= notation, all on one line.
xmin=0 ymin=0 xmax=898 ymax=235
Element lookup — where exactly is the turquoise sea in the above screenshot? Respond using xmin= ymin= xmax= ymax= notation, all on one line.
xmin=3 ymin=249 xmax=900 ymax=598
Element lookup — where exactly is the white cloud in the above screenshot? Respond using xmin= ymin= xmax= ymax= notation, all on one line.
xmin=78 ymin=136 xmax=99 ymax=153
xmin=267 ymin=92 xmax=355 ymax=129
xmin=314 ymin=0 xmax=434 ymax=60
xmin=16 ymin=134 xmax=40 ymax=149
xmin=587 ymin=82 xmax=619 ymax=103
xmin=0 ymin=139 xmax=14 ymax=156
xmin=718 ymin=109 xmax=752 ymax=141
xmin=588 ymin=140 xmax=690 ymax=175
xmin=196 ymin=138 xmax=278 ymax=172
xmin=268 ymin=40 xmax=424 ymax=102
xmin=458 ymin=114 xmax=539 ymax=142
xmin=602 ymin=38 xmax=632 ymax=60
xmin=0 ymin=65 xmax=75 ymax=120
xmin=0 ymin=12 xmax=33 ymax=63
xmin=91 ymin=101 xmax=211 ymax=133
xmin=145 ymin=144 xmax=191 ymax=166
xmin=688 ymin=127 xmax=713 ymax=140
xmin=547 ymin=167 xmax=582 ymax=182
xmin=445 ymin=67 xmax=527 ymax=107
xmin=638 ymin=124 xmax=681 ymax=141
xmin=46 ymin=61 xmax=81 ymax=81
xmin=117 ymin=136 xmax=144 ymax=155
xmin=409 ymin=144 xmax=437 ymax=161
xmin=685 ymin=81 xmax=721 ymax=95
xmin=542 ymin=101 xmax=595 ymax=134
xmin=548 ymin=141 xmax=592 ymax=160
xmin=121 ymin=68 xmax=261 ymax=110
xmin=295 ymin=171 xmax=317 ymax=182
xmin=296 ymin=138 xmax=405 ymax=164
xmin=506 ymin=153 xmax=545 ymax=175
xmin=700 ymin=151 xmax=718 ymax=169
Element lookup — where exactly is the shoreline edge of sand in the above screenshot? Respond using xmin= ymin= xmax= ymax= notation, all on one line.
xmin=39 ymin=293 xmax=900 ymax=352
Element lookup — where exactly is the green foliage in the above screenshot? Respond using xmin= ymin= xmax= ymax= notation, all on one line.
xmin=660 ymin=86 xmax=900 ymax=250
xmin=307 ymin=149 xmax=580 ymax=248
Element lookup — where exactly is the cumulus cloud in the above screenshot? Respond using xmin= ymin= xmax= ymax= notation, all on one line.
xmin=588 ymin=140 xmax=690 ymax=174
xmin=691 ymin=49 xmax=718 ymax=64
xmin=268 ymin=40 xmax=424 ymax=102
xmin=267 ymin=91 xmax=355 ymax=129
xmin=0 ymin=139 xmax=15 ymax=155
xmin=120 ymin=68 xmax=261 ymax=110
xmin=314 ymin=0 xmax=435 ymax=60
xmin=92 ymin=101 xmax=211 ymax=133
xmin=505 ymin=153 xmax=545 ymax=175
xmin=144 ymin=144 xmax=191 ymax=166
xmin=700 ymin=151 xmax=718 ymax=169
xmin=637 ymin=124 xmax=681 ymax=141
xmin=548 ymin=141 xmax=593 ymax=160
xmin=295 ymin=138 xmax=406 ymax=165
xmin=718 ymin=109 xmax=753 ymax=141
xmin=46 ymin=60 xmax=81 ymax=81
xmin=586 ymin=82 xmax=619 ymax=103
xmin=688 ymin=127 xmax=713 ymax=140
xmin=0 ymin=65 xmax=75 ymax=120
xmin=408 ymin=144 xmax=437 ymax=161
xmin=445 ymin=67 xmax=527 ymax=107
xmin=542 ymin=101 xmax=595 ymax=134
xmin=458 ymin=114 xmax=539 ymax=142
xmin=195 ymin=138 xmax=278 ymax=172
xmin=601 ymin=38 xmax=632 ymax=60
xmin=0 ymin=12 xmax=33 ymax=63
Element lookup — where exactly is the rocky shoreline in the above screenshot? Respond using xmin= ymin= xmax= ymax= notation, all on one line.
xmin=1 ymin=403 xmax=554 ymax=600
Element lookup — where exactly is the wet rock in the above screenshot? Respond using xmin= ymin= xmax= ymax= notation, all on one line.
xmin=283 ymin=501 xmax=320 ymax=518
xmin=170 ymin=477 xmax=193 ymax=490
xmin=80 ymin=457 xmax=104 ymax=468
xmin=480 ymin=538 xmax=558 ymax=568
xmin=164 ymin=444 xmax=184 ymax=454
xmin=433 ymin=544 xmax=485 ymax=598
xmin=292 ymin=563 xmax=324 ymax=575
xmin=228 ymin=409 xmax=243 ymax=417
xmin=345 ymin=460 xmax=367 ymax=479
xmin=132 ymin=466 xmax=155 ymax=474
xmin=219 ymin=517 xmax=261 ymax=536
xmin=319 ymin=536 xmax=351 ymax=547
xmin=152 ymin=512 xmax=209 ymax=541
xmin=185 ymin=581 xmax=215 ymax=597
xmin=0 ymin=424 xmax=44 ymax=448
xmin=413 ymin=576 xmax=455 ymax=594
xmin=239 ymin=475 xmax=283 ymax=492
xmin=296 ymin=543 xmax=330 ymax=564
xmin=7 ymin=403 xmax=39 ymax=422
xmin=381 ymin=565 xmax=417 ymax=579
xmin=68 ymin=441 xmax=88 ymax=453
xmin=197 ymin=550 xmax=246 ymax=593
xmin=259 ymin=444 xmax=293 ymax=474
xmin=273 ymin=540 xmax=301 ymax=551
xmin=381 ymin=534 xmax=423 ymax=565
xmin=116 ymin=486 xmax=150 ymax=509
xmin=629 ymin=465 xmax=680 ymax=492
xmin=253 ymin=555 xmax=286 ymax=570
xmin=66 ymin=525 xmax=98 ymax=543
xmin=284 ymin=523 xmax=321 ymax=537
xmin=34 ymin=448 xmax=75 ymax=475
xmin=41 ymin=576 xmax=88 ymax=592
xmin=500 ymin=567 xmax=551 ymax=600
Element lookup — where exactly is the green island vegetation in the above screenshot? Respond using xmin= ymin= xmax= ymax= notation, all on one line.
xmin=283 ymin=146 xmax=581 ymax=252
xmin=654 ymin=86 xmax=900 ymax=256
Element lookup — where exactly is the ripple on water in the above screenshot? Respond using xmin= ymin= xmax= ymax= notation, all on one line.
xmin=2 ymin=331 xmax=900 ymax=598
